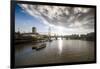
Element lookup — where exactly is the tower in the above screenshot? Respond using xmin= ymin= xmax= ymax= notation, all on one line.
xmin=32 ymin=27 xmax=36 ymax=33
xmin=48 ymin=27 xmax=51 ymax=37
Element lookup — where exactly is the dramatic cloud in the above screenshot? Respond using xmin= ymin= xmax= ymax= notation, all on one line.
xmin=18 ymin=3 xmax=95 ymax=34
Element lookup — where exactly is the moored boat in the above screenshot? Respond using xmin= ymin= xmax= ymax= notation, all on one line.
xmin=32 ymin=43 xmax=46 ymax=50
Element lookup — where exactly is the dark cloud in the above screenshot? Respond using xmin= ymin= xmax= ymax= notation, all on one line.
xmin=19 ymin=3 xmax=95 ymax=31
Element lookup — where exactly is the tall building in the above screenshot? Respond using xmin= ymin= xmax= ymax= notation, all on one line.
xmin=32 ymin=27 xmax=36 ymax=33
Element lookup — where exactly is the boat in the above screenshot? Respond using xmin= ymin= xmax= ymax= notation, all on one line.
xmin=36 ymin=44 xmax=46 ymax=50
xmin=32 ymin=43 xmax=46 ymax=50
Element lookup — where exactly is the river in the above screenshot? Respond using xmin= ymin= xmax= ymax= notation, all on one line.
xmin=15 ymin=38 xmax=95 ymax=67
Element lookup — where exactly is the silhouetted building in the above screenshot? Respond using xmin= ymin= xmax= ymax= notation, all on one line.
xmin=32 ymin=27 xmax=36 ymax=33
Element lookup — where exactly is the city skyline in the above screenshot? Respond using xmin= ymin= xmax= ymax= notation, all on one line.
xmin=15 ymin=3 xmax=95 ymax=35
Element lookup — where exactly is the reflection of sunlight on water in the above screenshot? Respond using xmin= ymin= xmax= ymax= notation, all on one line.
xmin=58 ymin=38 xmax=63 ymax=55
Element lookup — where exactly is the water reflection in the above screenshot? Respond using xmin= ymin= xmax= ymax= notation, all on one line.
xmin=15 ymin=39 xmax=95 ymax=67
xmin=58 ymin=38 xmax=63 ymax=55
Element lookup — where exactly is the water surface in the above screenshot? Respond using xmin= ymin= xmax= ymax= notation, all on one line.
xmin=15 ymin=39 xmax=95 ymax=67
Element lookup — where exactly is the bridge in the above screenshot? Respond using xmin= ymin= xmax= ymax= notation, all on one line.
xmin=49 ymin=36 xmax=67 ymax=40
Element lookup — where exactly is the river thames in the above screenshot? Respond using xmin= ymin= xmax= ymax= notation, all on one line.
xmin=15 ymin=38 xmax=95 ymax=67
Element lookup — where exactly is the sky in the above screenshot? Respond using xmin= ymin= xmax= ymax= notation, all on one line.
xmin=15 ymin=4 xmax=50 ymax=34
xmin=15 ymin=3 xmax=95 ymax=35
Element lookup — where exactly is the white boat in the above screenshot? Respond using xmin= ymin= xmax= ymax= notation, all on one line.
xmin=32 ymin=43 xmax=46 ymax=50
